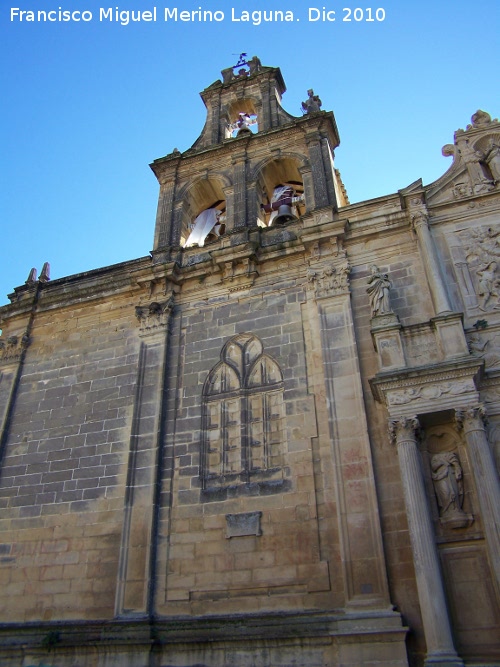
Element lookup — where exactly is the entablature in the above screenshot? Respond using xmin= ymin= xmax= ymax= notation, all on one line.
xmin=370 ymin=357 xmax=483 ymax=418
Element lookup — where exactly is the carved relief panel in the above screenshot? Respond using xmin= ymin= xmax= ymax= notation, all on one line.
xmin=451 ymin=225 xmax=500 ymax=314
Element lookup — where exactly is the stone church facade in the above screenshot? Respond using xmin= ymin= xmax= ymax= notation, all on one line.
xmin=0 ymin=58 xmax=499 ymax=667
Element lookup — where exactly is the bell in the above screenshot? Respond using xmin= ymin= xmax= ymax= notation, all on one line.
xmin=273 ymin=204 xmax=297 ymax=224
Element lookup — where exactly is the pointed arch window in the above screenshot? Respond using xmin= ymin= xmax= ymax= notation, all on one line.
xmin=202 ymin=333 xmax=285 ymax=487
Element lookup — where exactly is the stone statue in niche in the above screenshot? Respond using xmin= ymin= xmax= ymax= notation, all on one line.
xmin=301 ymin=89 xmax=322 ymax=114
xmin=366 ymin=265 xmax=393 ymax=317
xmin=431 ymin=452 xmax=471 ymax=529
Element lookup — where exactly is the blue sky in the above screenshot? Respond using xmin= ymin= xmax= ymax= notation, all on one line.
xmin=1 ymin=0 xmax=499 ymax=303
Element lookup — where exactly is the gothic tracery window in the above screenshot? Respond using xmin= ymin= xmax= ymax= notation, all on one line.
xmin=201 ymin=333 xmax=284 ymax=487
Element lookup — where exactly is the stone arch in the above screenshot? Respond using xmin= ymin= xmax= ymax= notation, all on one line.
xmin=252 ymin=154 xmax=308 ymax=227
xmin=176 ymin=174 xmax=232 ymax=248
xmin=222 ymin=96 xmax=261 ymax=138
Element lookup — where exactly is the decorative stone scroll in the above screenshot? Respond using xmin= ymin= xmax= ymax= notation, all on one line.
xmin=135 ymin=297 xmax=174 ymax=335
xmin=307 ymin=261 xmax=350 ymax=299
xmin=0 ymin=333 xmax=29 ymax=365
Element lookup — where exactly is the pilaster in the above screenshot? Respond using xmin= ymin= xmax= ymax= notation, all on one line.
xmin=308 ymin=256 xmax=392 ymax=609
xmin=115 ymin=297 xmax=173 ymax=616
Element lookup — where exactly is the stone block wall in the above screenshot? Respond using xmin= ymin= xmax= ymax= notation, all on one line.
xmin=0 ymin=289 xmax=139 ymax=621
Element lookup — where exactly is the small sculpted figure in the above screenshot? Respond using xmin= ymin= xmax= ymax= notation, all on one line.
xmin=476 ymin=261 xmax=500 ymax=310
xmin=460 ymin=140 xmax=493 ymax=192
xmin=301 ymin=89 xmax=322 ymax=114
xmin=366 ymin=265 xmax=392 ymax=317
xmin=485 ymin=140 xmax=500 ymax=182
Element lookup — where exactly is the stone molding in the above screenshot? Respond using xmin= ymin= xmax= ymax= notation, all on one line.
xmin=370 ymin=358 xmax=483 ymax=417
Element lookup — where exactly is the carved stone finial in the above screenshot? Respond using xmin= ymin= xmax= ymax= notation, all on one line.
xmin=39 ymin=262 xmax=51 ymax=283
xmin=470 ymin=110 xmax=492 ymax=128
xmin=366 ymin=265 xmax=393 ymax=317
xmin=25 ymin=268 xmax=37 ymax=285
xmin=301 ymin=89 xmax=322 ymax=114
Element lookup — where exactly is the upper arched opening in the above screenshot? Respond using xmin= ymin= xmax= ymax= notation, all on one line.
xmin=181 ymin=178 xmax=227 ymax=248
xmin=256 ymin=157 xmax=306 ymax=227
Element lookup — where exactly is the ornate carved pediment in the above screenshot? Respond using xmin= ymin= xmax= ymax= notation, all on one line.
xmin=306 ymin=261 xmax=350 ymax=299
xmin=424 ymin=111 xmax=499 ymax=206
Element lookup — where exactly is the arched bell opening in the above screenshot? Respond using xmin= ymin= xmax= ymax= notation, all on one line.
xmin=223 ymin=98 xmax=259 ymax=139
xmin=181 ymin=178 xmax=227 ymax=248
xmin=256 ymin=158 xmax=305 ymax=227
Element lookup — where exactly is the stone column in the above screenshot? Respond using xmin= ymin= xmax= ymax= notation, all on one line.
xmin=456 ymin=405 xmax=500 ymax=590
xmin=411 ymin=210 xmax=452 ymax=315
xmin=390 ymin=417 xmax=464 ymax=667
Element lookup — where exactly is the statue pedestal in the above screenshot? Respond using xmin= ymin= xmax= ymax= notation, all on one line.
xmin=370 ymin=312 xmax=406 ymax=371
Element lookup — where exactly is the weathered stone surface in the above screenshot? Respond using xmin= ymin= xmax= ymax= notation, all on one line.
xmin=0 ymin=62 xmax=499 ymax=667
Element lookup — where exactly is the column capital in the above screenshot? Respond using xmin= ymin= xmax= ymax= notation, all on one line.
xmin=410 ymin=209 xmax=430 ymax=232
xmin=455 ymin=404 xmax=487 ymax=432
xmin=389 ymin=416 xmax=420 ymax=444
